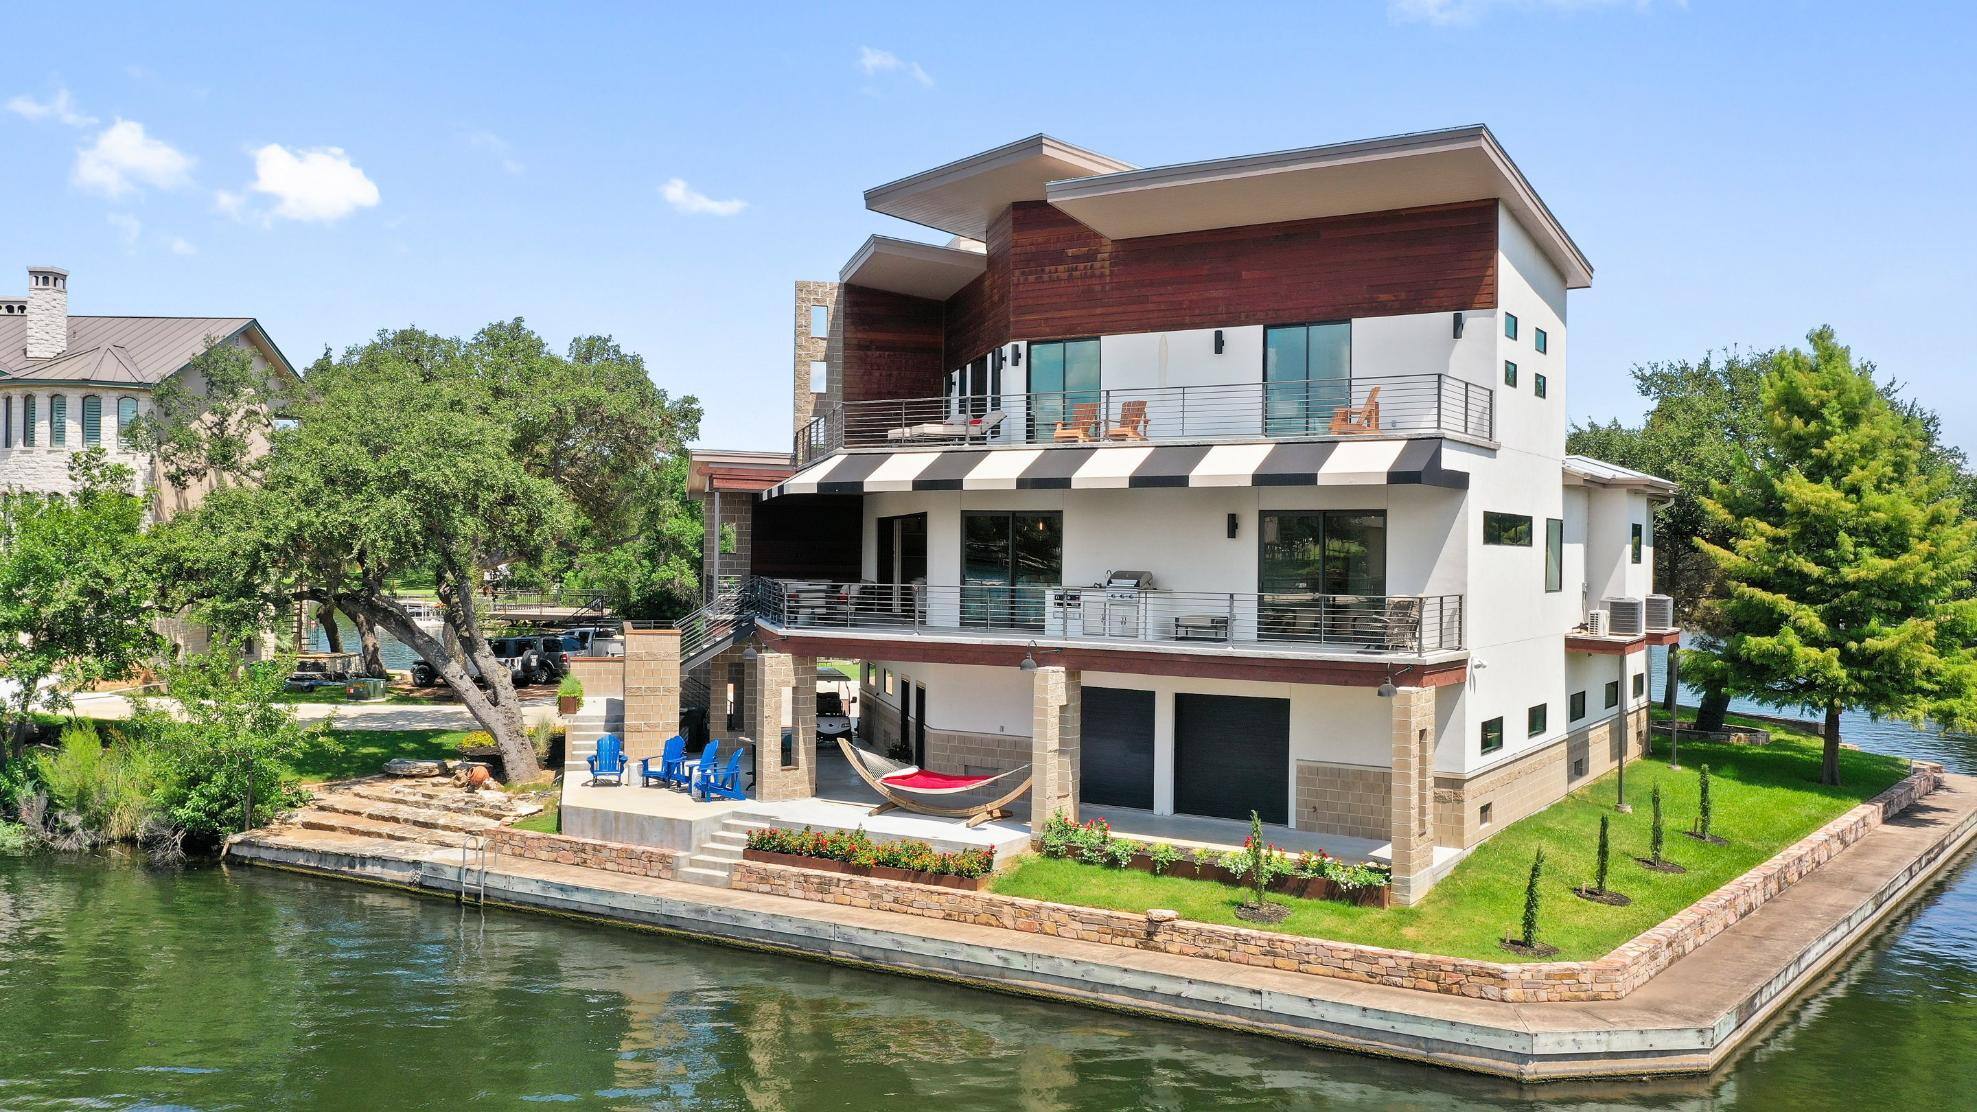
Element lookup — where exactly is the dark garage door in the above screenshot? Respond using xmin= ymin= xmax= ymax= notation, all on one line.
xmin=1080 ymin=687 xmax=1156 ymax=810
xmin=1174 ymin=693 xmax=1290 ymax=825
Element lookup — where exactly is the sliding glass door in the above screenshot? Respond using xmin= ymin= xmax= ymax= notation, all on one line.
xmin=1258 ymin=509 xmax=1387 ymax=641
xmin=1263 ymin=322 xmax=1350 ymax=436
xmin=1027 ymin=339 xmax=1099 ymax=442
xmin=961 ymin=511 xmax=1062 ymax=629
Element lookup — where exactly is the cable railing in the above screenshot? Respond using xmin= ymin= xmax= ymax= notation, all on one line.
xmin=793 ymin=372 xmax=1493 ymax=465
xmin=752 ymin=578 xmax=1464 ymax=655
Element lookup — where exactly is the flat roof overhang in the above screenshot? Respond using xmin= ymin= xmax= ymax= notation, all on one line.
xmin=864 ymin=133 xmax=1135 ymax=240
xmin=839 ymin=235 xmax=988 ymax=299
xmin=1567 ymin=629 xmax=1680 ymax=655
xmin=1045 ymin=125 xmax=1593 ymax=290
xmin=688 ymin=448 xmax=795 ymax=496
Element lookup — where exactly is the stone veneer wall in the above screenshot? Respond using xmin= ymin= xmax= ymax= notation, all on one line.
xmin=1296 ymin=761 xmax=1392 ymax=841
xmin=730 ymin=762 xmax=1943 ymax=1003
xmin=485 ymin=827 xmax=678 ymax=880
xmin=1435 ymin=708 xmax=1649 ymax=849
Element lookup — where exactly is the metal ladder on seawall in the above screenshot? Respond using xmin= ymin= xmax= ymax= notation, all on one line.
xmin=459 ymin=834 xmax=489 ymax=907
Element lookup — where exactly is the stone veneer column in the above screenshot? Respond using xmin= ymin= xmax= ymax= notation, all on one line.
xmin=621 ymin=627 xmax=680 ymax=764
xmin=1030 ymin=666 xmax=1082 ymax=825
xmin=1388 ymin=686 xmax=1438 ymax=906
xmin=753 ymin=653 xmax=817 ymax=802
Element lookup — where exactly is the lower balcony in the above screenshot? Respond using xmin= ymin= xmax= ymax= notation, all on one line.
xmin=751 ymin=578 xmax=1465 ymax=660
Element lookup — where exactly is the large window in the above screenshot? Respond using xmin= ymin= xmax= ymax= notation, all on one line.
xmin=81 ymin=396 xmax=102 ymax=447
xmin=1484 ymin=511 xmax=1533 ymax=546
xmin=1545 ymin=517 xmax=1564 ymax=592
xmin=1026 ymin=339 xmax=1098 ymax=439
xmin=1258 ymin=510 xmax=1387 ymax=642
xmin=49 ymin=394 xmax=66 ymax=447
xmin=962 ymin=511 xmax=1062 ymax=629
xmin=1263 ymin=322 xmax=1350 ymax=436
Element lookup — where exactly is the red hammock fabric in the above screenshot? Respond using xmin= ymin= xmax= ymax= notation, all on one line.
xmin=881 ymin=768 xmax=993 ymax=792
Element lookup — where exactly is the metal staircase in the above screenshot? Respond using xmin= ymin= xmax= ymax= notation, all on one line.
xmin=675 ymin=579 xmax=754 ymax=713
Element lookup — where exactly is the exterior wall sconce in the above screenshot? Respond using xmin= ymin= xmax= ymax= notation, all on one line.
xmin=740 ymin=638 xmax=760 ymax=662
xmin=1011 ymin=343 xmax=1022 ymax=366
xmin=1452 ymin=312 xmax=1465 ymax=339
xmin=1213 ymin=329 xmax=1225 ymax=355
xmin=1017 ymin=640 xmax=1062 ymax=672
xmin=992 ymin=349 xmax=1004 ymax=371
xmin=1226 ymin=512 xmax=1239 ymax=539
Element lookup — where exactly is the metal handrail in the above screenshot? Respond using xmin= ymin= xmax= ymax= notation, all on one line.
xmin=792 ymin=372 xmax=1494 ymax=464
xmin=751 ymin=578 xmax=1464 ymax=654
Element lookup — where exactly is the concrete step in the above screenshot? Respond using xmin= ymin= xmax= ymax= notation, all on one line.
xmin=289 ymin=809 xmax=481 ymax=849
xmin=309 ymin=795 xmax=501 ymax=835
xmin=675 ymin=865 xmax=732 ymax=888
xmin=702 ymin=831 xmax=749 ymax=849
xmin=694 ymin=844 xmax=744 ymax=864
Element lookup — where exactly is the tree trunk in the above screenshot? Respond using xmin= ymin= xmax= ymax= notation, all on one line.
xmin=1821 ymin=703 xmax=1843 ymax=786
xmin=1661 ymin=645 xmax=1681 ymax=715
xmin=343 ymin=604 xmax=386 ymax=677
xmin=1694 ymin=684 xmax=1731 ymax=731
xmin=314 ymin=601 xmax=343 ymax=653
xmin=444 ymin=570 xmax=538 ymax=781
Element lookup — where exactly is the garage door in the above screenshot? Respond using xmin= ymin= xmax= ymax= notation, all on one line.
xmin=1079 ymin=687 xmax=1156 ymax=810
xmin=1173 ymin=693 xmax=1290 ymax=825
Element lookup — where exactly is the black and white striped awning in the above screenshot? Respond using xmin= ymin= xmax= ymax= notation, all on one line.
xmin=761 ymin=438 xmax=1467 ymax=500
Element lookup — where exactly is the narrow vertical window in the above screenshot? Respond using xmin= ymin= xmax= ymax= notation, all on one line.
xmin=1631 ymin=523 xmax=1644 ymax=564
xmin=1570 ymin=690 xmax=1587 ymax=721
xmin=1535 ymin=373 xmax=1548 ymax=399
xmin=808 ymin=361 xmax=827 ymax=394
xmin=22 ymin=396 xmax=36 ymax=447
xmin=1504 ymin=360 xmax=1517 ymax=387
xmin=1504 ymin=313 xmax=1519 ymax=340
xmin=81 ymin=396 xmax=101 ymax=447
xmin=2 ymin=396 xmax=10 ymax=447
xmin=1528 ymin=703 xmax=1548 ymax=736
xmin=809 ymin=304 xmax=829 ymax=338
xmin=1534 ymin=328 xmax=1548 ymax=354
xmin=117 ymin=397 xmax=139 ymax=446
xmin=1544 ymin=517 xmax=1563 ymax=592
xmin=49 ymin=394 xmax=66 ymax=447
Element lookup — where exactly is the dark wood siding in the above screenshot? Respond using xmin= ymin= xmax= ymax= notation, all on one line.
xmin=840 ymin=284 xmax=945 ymax=404
xmin=942 ymin=207 xmax=1011 ymax=367
xmin=1173 ymin=693 xmax=1290 ymax=825
xmin=1079 ymin=687 xmax=1156 ymax=810
xmin=1005 ymin=199 xmax=1497 ymax=340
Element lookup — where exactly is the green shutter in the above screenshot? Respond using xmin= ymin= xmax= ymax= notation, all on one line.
xmin=82 ymin=396 xmax=101 ymax=447
xmin=49 ymin=395 xmax=66 ymax=446
xmin=23 ymin=396 xmax=36 ymax=446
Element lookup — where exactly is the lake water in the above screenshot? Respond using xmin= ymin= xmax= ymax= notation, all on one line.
xmin=0 ymin=644 xmax=1971 ymax=1110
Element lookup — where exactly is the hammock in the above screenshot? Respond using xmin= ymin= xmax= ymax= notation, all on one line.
xmin=834 ymin=738 xmax=1031 ymax=827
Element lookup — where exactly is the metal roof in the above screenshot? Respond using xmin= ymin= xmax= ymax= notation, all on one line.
xmin=0 ymin=315 xmax=267 ymax=385
xmin=1563 ymin=455 xmax=1677 ymax=494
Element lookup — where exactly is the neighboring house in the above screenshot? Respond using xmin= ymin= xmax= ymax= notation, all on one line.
xmin=726 ymin=127 xmax=1678 ymax=904
xmin=0 ymin=265 xmax=296 ymax=520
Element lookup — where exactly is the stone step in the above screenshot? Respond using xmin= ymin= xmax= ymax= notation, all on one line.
xmin=345 ymin=782 xmax=530 ymax=821
xmin=289 ymin=809 xmax=481 ymax=849
xmin=675 ymin=865 xmax=732 ymax=888
xmin=309 ymin=795 xmax=501 ymax=835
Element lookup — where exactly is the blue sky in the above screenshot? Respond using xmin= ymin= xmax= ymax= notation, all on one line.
xmin=4 ymin=1 xmax=1973 ymax=453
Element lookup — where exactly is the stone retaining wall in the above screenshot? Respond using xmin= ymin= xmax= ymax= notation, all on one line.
xmin=731 ymin=762 xmax=1943 ymax=1003
xmin=485 ymin=827 xmax=678 ymax=880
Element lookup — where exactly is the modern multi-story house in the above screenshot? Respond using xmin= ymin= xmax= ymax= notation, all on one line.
xmin=0 ymin=264 xmax=296 ymax=520
xmin=718 ymin=127 xmax=1675 ymax=903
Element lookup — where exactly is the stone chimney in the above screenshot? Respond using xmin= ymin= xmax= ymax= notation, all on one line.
xmin=26 ymin=265 xmax=70 ymax=360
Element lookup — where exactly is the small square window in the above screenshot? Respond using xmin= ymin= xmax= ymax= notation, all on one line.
xmin=1572 ymin=757 xmax=1586 ymax=779
xmin=809 ymin=360 xmax=827 ymax=394
xmin=1481 ymin=716 xmax=1504 ymax=754
xmin=1479 ymin=802 xmax=1494 ymax=826
xmin=1503 ymin=360 xmax=1517 ymax=387
xmin=1534 ymin=373 xmax=1547 ymax=399
xmin=1528 ymin=703 xmax=1547 ymax=737
xmin=809 ymin=304 xmax=829 ymax=338
xmin=1633 ymin=673 xmax=1646 ymax=699
xmin=1504 ymin=312 xmax=1519 ymax=340
xmin=1534 ymin=327 xmax=1548 ymax=354
xmin=1570 ymin=690 xmax=1587 ymax=721
xmin=1605 ymin=680 xmax=1620 ymax=708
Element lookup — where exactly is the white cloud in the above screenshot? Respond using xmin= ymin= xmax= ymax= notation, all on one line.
xmin=661 ymin=177 xmax=747 ymax=217
xmin=169 ymin=236 xmax=196 ymax=256
xmin=857 ymin=46 xmax=933 ymax=87
xmin=73 ymin=119 xmax=195 ymax=197
xmin=244 ymin=143 xmax=381 ymax=222
xmin=464 ymin=129 xmax=523 ymax=174
xmin=1389 ymin=0 xmax=1679 ymax=24
xmin=108 ymin=212 xmax=142 ymax=249
xmin=6 ymin=86 xmax=97 ymax=127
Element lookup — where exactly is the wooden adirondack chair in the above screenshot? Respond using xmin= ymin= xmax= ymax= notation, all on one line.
xmin=1330 ymin=386 xmax=1381 ymax=435
xmin=1104 ymin=399 xmax=1151 ymax=441
xmin=1053 ymin=402 xmax=1100 ymax=443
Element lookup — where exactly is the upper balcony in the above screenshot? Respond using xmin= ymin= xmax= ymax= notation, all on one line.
xmin=794 ymin=372 xmax=1493 ymax=467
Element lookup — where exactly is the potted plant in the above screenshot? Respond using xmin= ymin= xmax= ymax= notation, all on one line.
xmin=557 ymin=674 xmax=584 ymax=715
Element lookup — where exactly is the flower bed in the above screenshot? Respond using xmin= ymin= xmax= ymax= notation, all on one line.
xmin=1036 ymin=814 xmax=1392 ymax=909
xmin=742 ymin=826 xmax=995 ymax=890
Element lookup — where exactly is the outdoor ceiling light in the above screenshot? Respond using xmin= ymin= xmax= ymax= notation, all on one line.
xmin=1017 ymin=640 xmax=1061 ymax=672
xmin=1377 ymin=668 xmax=1397 ymax=698
xmin=741 ymin=638 xmax=760 ymax=662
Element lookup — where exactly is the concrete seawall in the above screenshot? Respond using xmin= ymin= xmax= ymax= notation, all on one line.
xmin=227 ymin=774 xmax=1977 ymax=1082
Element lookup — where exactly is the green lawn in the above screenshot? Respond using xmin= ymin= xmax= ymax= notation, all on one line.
xmin=286 ymin=728 xmax=473 ymax=783
xmin=511 ymin=794 xmax=561 ymax=834
xmin=270 ymin=689 xmax=435 ymax=707
xmin=991 ymin=718 xmax=1909 ymax=961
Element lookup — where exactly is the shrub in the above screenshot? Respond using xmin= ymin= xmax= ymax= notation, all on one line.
xmin=744 ymin=825 xmax=993 ymax=879
xmin=527 ymin=722 xmax=561 ymax=764
xmin=0 ymin=820 xmax=26 ymax=855
xmin=1105 ymin=838 xmax=1138 ymax=869
xmin=1521 ymin=848 xmax=1545 ymax=947
xmin=34 ymin=722 xmax=159 ymax=842
xmin=134 ymin=654 xmax=325 ymax=840
xmin=1147 ymin=842 xmax=1182 ymax=875
xmin=557 ymin=674 xmax=584 ymax=699
xmin=458 ymin=730 xmax=497 ymax=754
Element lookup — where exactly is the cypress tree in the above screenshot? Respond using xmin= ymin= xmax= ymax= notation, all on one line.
xmin=1689 ymin=327 xmax=1977 ymax=785
xmin=1650 ymin=784 xmax=1666 ymax=866
xmin=1594 ymin=815 xmax=1611 ymax=894
xmin=1697 ymin=764 xmax=1714 ymax=840
xmin=1521 ymin=849 xmax=1545 ymax=948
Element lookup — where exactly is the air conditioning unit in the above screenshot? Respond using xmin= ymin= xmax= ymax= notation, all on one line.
xmin=1645 ymin=594 xmax=1675 ymax=631
xmin=1604 ymin=597 xmax=1645 ymax=637
xmin=1583 ymin=608 xmax=1608 ymax=635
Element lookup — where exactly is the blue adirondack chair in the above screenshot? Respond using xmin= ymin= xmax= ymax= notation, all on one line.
xmin=674 ymin=740 xmax=717 ymax=791
xmin=587 ymin=733 xmax=627 ymax=785
xmin=638 ymin=734 xmax=687 ymax=788
xmin=695 ymin=746 xmax=746 ymax=801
